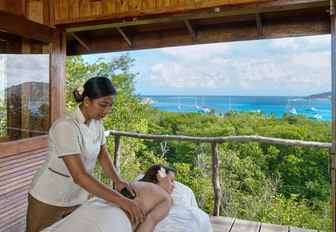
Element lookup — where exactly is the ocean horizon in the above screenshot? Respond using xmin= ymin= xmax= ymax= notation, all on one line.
xmin=140 ymin=95 xmax=332 ymax=121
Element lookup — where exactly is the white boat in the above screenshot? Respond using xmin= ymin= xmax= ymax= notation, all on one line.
xmin=199 ymin=96 xmax=209 ymax=113
xmin=194 ymin=96 xmax=200 ymax=109
xmin=177 ymin=96 xmax=181 ymax=110
xmin=310 ymin=113 xmax=322 ymax=120
xmin=201 ymin=107 xmax=210 ymax=113
xmin=289 ymin=107 xmax=297 ymax=115
xmin=285 ymin=98 xmax=297 ymax=115
xmin=307 ymin=106 xmax=317 ymax=111
xmin=306 ymin=99 xmax=317 ymax=111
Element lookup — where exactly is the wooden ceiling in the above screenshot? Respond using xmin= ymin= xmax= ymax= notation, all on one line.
xmin=56 ymin=0 xmax=331 ymax=56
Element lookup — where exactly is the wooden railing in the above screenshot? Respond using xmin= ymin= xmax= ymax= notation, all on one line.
xmin=105 ymin=130 xmax=332 ymax=216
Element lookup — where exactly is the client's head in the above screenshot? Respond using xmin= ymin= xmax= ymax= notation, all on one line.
xmin=139 ymin=164 xmax=176 ymax=194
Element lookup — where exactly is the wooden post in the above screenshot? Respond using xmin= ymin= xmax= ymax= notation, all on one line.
xmin=331 ymin=1 xmax=336 ymax=231
xmin=211 ymin=142 xmax=221 ymax=216
xmin=50 ymin=29 xmax=66 ymax=123
xmin=114 ymin=135 xmax=121 ymax=174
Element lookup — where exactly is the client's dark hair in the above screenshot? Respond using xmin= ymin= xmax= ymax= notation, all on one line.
xmin=139 ymin=164 xmax=176 ymax=184
xmin=73 ymin=76 xmax=117 ymax=103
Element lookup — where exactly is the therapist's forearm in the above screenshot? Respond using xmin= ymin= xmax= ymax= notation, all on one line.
xmin=75 ymin=171 xmax=124 ymax=204
xmin=98 ymin=144 xmax=122 ymax=184
xmin=99 ymin=153 xmax=121 ymax=183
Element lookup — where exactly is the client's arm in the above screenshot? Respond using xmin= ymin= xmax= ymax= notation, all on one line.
xmin=129 ymin=181 xmax=172 ymax=232
xmin=135 ymin=193 xmax=171 ymax=232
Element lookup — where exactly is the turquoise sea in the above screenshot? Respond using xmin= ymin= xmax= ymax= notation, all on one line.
xmin=141 ymin=95 xmax=332 ymax=121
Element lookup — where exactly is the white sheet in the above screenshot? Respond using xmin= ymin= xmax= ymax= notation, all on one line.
xmin=42 ymin=181 xmax=212 ymax=232
xmin=41 ymin=198 xmax=132 ymax=232
xmin=153 ymin=181 xmax=213 ymax=232
xmin=154 ymin=205 xmax=212 ymax=232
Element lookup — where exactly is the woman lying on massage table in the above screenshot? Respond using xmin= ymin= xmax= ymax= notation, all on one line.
xmin=42 ymin=164 xmax=176 ymax=232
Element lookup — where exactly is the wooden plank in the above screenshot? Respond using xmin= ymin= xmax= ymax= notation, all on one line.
xmin=211 ymin=216 xmax=235 ymax=231
xmin=115 ymin=0 xmax=128 ymax=12
xmin=289 ymin=227 xmax=318 ymax=232
xmin=0 ymin=171 xmax=35 ymax=190
xmin=103 ymin=0 xmax=116 ymax=14
xmin=0 ymin=165 xmax=40 ymax=185
xmin=142 ymin=0 xmax=156 ymax=9
xmin=157 ymin=0 xmax=172 ymax=8
xmin=231 ymin=218 xmax=261 ymax=232
xmin=0 ymin=173 xmax=35 ymax=195
xmin=0 ymin=212 xmax=26 ymax=232
xmin=0 ymin=135 xmax=47 ymax=158
xmin=0 ymin=147 xmax=46 ymax=163
xmin=128 ymin=0 xmax=140 ymax=11
xmin=0 ymin=0 xmax=5 ymax=11
xmin=0 ymin=150 xmax=46 ymax=169
xmin=0 ymin=151 xmax=45 ymax=170
xmin=0 ymin=159 xmax=44 ymax=178
xmin=0 ymin=189 xmax=28 ymax=210
xmin=27 ymin=0 xmax=44 ymax=24
xmin=260 ymin=222 xmax=289 ymax=232
xmin=79 ymin=0 xmax=91 ymax=18
xmin=68 ymin=0 xmax=80 ymax=19
xmin=90 ymin=1 xmax=103 ymax=16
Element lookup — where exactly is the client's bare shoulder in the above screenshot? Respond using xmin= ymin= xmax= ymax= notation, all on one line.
xmin=132 ymin=181 xmax=171 ymax=214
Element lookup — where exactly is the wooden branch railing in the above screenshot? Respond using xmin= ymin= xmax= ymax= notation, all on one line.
xmin=105 ymin=129 xmax=332 ymax=216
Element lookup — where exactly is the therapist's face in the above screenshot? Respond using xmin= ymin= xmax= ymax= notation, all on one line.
xmin=85 ymin=95 xmax=115 ymax=120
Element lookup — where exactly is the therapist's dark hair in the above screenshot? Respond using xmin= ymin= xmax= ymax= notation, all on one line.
xmin=74 ymin=76 xmax=117 ymax=103
xmin=139 ymin=164 xmax=176 ymax=184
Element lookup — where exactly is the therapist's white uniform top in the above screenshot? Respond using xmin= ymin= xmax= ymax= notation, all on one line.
xmin=29 ymin=107 xmax=106 ymax=207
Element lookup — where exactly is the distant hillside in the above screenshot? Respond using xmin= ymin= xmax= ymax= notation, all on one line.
xmin=6 ymin=81 xmax=49 ymax=101
xmin=304 ymin=92 xmax=331 ymax=100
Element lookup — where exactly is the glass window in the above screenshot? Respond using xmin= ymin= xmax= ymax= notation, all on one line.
xmin=0 ymin=54 xmax=50 ymax=142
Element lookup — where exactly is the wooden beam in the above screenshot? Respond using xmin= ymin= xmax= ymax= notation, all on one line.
xmin=0 ymin=10 xmax=53 ymax=43
xmin=184 ymin=19 xmax=199 ymax=43
xmin=68 ymin=14 xmax=330 ymax=55
xmin=70 ymin=32 xmax=92 ymax=51
xmin=61 ymin=0 xmax=329 ymax=32
xmin=116 ymin=27 xmax=133 ymax=47
xmin=255 ymin=13 xmax=263 ymax=38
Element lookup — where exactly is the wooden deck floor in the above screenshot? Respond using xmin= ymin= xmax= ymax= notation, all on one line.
xmin=211 ymin=216 xmax=324 ymax=232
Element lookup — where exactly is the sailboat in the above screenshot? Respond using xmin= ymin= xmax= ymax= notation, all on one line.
xmin=177 ymin=96 xmax=181 ymax=110
xmin=306 ymin=98 xmax=317 ymax=111
xmin=194 ymin=96 xmax=200 ymax=109
xmin=285 ymin=98 xmax=297 ymax=115
xmin=200 ymin=96 xmax=210 ymax=113
xmin=309 ymin=113 xmax=322 ymax=120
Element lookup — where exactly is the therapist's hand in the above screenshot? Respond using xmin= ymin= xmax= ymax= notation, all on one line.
xmin=115 ymin=181 xmax=138 ymax=198
xmin=120 ymin=198 xmax=145 ymax=224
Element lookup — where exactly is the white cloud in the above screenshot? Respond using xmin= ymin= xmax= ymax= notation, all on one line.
xmin=305 ymin=34 xmax=330 ymax=46
xmin=271 ymin=38 xmax=299 ymax=49
xmin=128 ymin=35 xmax=331 ymax=95
xmin=160 ymin=43 xmax=230 ymax=62
xmin=291 ymin=51 xmax=330 ymax=68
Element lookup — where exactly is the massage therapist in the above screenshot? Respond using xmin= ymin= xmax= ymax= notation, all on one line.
xmin=26 ymin=77 xmax=144 ymax=232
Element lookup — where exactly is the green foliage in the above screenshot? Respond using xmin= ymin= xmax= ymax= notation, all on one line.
xmin=67 ymin=55 xmax=332 ymax=231
xmin=257 ymin=194 xmax=331 ymax=231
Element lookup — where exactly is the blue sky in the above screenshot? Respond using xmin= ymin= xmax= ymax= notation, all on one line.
xmin=83 ymin=34 xmax=331 ymax=96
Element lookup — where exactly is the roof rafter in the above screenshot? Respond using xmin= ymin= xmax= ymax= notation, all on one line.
xmin=116 ymin=27 xmax=133 ymax=47
xmin=255 ymin=13 xmax=263 ymax=38
xmin=184 ymin=19 xmax=199 ymax=43
xmin=70 ymin=32 xmax=92 ymax=51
